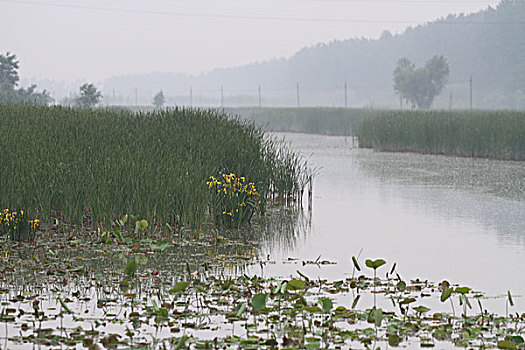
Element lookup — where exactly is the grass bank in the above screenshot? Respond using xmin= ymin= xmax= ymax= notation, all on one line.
xmin=225 ymin=107 xmax=369 ymax=136
xmin=0 ymin=104 xmax=309 ymax=229
xmin=357 ymin=110 xmax=525 ymax=160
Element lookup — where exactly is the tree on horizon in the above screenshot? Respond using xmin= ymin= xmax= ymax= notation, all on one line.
xmin=393 ymin=55 xmax=449 ymax=109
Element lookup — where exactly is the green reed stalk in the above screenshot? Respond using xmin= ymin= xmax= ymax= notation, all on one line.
xmin=357 ymin=110 xmax=525 ymax=160
xmin=0 ymin=104 xmax=310 ymax=231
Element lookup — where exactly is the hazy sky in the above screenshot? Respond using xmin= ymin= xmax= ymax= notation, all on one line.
xmin=1 ymin=0 xmax=500 ymax=82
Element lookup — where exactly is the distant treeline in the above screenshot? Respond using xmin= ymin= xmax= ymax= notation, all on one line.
xmin=102 ymin=1 xmax=525 ymax=109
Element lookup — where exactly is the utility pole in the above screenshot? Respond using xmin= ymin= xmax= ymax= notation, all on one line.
xmin=112 ymin=89 xmax=115 ymax=105
xmin=134 ymin=88 xmax=138 ymax=106
xmin=296 ymin=82 xmax=300 ymax=108
xmin=449 ymin=91 xmax=453 ymax=110
xmin=400 ymin=96 xmax=403 ymax=111
xmin=469 ymin=75 xmax=473 ymax=111
xmin=190 ymin=86 xmax=193 ymax=107
xmin=344 ymin=82 xmax=348 ymax=108
xmin=258 ymin=85 xmax=261 ymax=108
xmin=220 ymin=85 xmax=224 ymax=108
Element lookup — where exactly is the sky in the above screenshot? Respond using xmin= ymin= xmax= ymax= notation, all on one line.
xmin=1 ymin=0 xmax=501 ymax=83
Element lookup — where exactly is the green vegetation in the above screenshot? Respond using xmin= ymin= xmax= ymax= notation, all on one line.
xmin=393 ymin=55 xmax=449 ymax=109
xmin=357 ymin=110 xmax=525 ymax=160
xmin=227 ymin=107 xmax=369 ymax=136
xmin=0 ymin=104 xmax=522 ymax=349
xmin=206 ymin=173 xmax=261 ymax=228
xmin=153 ymin=90 xmax=165 ymax=108
xmin=75 ymin=82 xmax=102 ymax=108
xmin=0 ymin=208 xmax=40 ymax=242
xmin=230 ymin=108 xmax=525 ymax=162
xmin=0 ymin=230 xmax=523 ymax=349
xmin=0 ymin=52 xmax=50 ymax=105
xmin=0 ymin=104 xmax=309 ymax=231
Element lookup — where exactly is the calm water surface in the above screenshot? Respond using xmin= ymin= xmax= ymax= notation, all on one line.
xmin=2 ymin=132 xmax=523 ymax=349
xmin=255 ymin=132 xmax=525 ymax=304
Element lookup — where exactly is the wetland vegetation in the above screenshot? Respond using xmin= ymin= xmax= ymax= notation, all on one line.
xmin=1 ymin=105 xmax=523 ymax=349
xmin=0 ymin=104 xmax=310 ymax=232
xmin=232 ymin=107 xmax=525 ymax=161
xmin=1 ymin=226 xmax=523 ymax=349
xmin=357 ymin=110 xmax=525 ymax=161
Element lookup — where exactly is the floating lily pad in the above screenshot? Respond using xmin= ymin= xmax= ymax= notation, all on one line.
xmin=365 ymin=259 xmax=386 ymax=270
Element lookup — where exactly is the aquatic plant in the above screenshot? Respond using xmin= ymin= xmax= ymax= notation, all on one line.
xmin=206 ymin=173 xmax=261 ymax=228
xmin=98 ymin=214 xmax=148 ymax=244
xmin=0 ymin=240 xmax=523 ymax=349
xmin=0 ymin=208 xmax=39 ymax=241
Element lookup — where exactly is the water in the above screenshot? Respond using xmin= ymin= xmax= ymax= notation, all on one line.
xmin=2 ymin=132 xmax=524 ymax=349
xmin=256 ymin=133 xmax=525 ymax=305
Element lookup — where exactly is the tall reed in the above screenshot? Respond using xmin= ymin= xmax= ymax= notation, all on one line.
xmin=0 ymin=104 xmax=310 ymax=230
xmin=357 ymin=110 xmax=525 ymax=160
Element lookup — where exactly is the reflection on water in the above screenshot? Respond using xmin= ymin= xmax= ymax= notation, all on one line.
xmin=0 ymin=233 xmax=265 ymax=349
xmin=355 ymin=149 xmax=525 ymax=246
xmin=251 ymin=207 xmax=312 ymax=257
xmin=257 ymin=133 xmax=525 ymax=300
xmin=356 ymin=149 xmax=525 ymax=200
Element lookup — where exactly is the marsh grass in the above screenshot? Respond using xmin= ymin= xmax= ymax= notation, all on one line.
xmin=228 ymin=107 xmax=525 ymax=161
xmin=357 ymin=110 xmax=525 ymax=160
xmin=0 ymin=104 xmax=310 ymax=230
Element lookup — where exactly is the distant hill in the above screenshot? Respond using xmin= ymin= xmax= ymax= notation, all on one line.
xmin=103 ymin=0 xmax=525 ymax=109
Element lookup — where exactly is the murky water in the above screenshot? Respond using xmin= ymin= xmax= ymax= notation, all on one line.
xmin=256 ymin=133 xmax=525 ymax=303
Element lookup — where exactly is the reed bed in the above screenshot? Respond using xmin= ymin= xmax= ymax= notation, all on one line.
xmin=357 ymin=110 xmax=525 ymax=160
xmin=0 ymin=104 xmax=310 ymax=229
xmin=226 ymin=107 xmax=369 ymax=136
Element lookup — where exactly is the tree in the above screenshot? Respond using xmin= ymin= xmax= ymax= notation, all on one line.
xmin=393 ymin=55 xmax=449 ymax=109
xmin=0 ymin=52 xmax=19 ymax=88
xmin=152 ymin=90 xmax=165 ymax=108
xmin=17 ymin=85 xmax=51 ymax=105
xmin=0 ymin=52 xmax=51 ymax=105
xmin=75 ymin=83 xmax=102 ymax=108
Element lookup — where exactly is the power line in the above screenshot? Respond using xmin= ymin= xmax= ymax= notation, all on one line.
xmin=1 ymin=0 xmax=521 ymax=25
xmin=105 ymin=79 xmax=523 ymax=97
xmin=299 ymin=0 xmax=498 ymax=3
xmin=0 ymin=0 xmax=408 ymax=23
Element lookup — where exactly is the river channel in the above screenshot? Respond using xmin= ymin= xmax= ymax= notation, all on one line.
xmin=254 ymin=132 xmax=525 ymax=306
